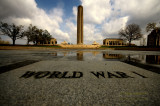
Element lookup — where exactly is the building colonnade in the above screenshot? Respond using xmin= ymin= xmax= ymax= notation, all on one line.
xmin=103 ymin=38 xmax=124 ymax=46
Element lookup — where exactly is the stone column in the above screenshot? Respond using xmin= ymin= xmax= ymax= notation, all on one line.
xmin=77 ymin=5 xmax=83 ymax=44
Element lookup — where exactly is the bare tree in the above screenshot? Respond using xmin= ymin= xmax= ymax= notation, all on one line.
xmin=119 ymin=23 xmax=142 ymax=46
xmin=41 ymin=30 xmax=51 ymax=43
xmin=146 ymin=22 xmax=160 ymax=35
xmin=146 ymin=22 xmax=160 ymax=47
xmin=146 ymin=23 xmax=158 ymax=32
xmin=30 ymin=28 xmax=52 ymax=45
xmin=22 ymin=24 xmax=38 ymax=45
xmin=33 ymin=28 xmax=43 ymax=45
xmin=0 ymin=22 xmax=24 ymax=45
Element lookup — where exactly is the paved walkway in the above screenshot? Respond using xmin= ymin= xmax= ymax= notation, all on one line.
xmin=0 ymin=50 xmax=160 ymax=105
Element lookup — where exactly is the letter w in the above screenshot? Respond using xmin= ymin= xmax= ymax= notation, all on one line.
xmin=20 ymin=71 xmax=36 ymax=78
xmin=91 ymin=71 xmax=105 ymax=78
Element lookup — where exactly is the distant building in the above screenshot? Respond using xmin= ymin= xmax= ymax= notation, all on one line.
xmin=92 ymin=41 xmax=99 ymax=45
xmin=147 ymin=29 xmax=160 ymax=46
xmin=126 ymin=43 xmax=137 ymax=46
xmin=38 ymin=38 xmax=57 ymax=45
xmin=103 ymin=38 xmax=125 ymax=46
xmin=61 ymin=41 xmax=68 ymax=45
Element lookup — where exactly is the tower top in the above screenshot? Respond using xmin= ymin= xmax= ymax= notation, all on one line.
xmin=78 ymin=5 xmax=83 ymax=8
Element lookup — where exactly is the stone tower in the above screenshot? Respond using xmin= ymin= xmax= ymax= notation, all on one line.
xmin=77 ymin=5 xmax=83 ymax=44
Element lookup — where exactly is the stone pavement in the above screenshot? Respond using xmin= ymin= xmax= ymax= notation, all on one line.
xmin=0 ymin=60 xmax=160 ymax=105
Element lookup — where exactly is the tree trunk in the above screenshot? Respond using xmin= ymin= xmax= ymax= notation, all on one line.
xmin=13 ymin=39 xmax=15 ymax=46
xmin=27 ymin=41 xmax=29 ymax=45
xmin=129 ymin=40 xmax=131 ymax=46
xmin=12 ymin=36 xmax=16 ymax=46
xmin=36 ymin=41 xmax=38 ymax=45
xmin=35 ymin=36 xmax=38 ymax=45
xmin=27 ymin=39 xmax=29 ymax=45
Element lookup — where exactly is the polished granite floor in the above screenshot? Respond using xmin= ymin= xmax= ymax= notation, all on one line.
xmin=0 ymin=49 xmax=160 ymax=105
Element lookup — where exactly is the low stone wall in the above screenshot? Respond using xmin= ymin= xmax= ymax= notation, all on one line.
xmin=59 ymin=44 xmax=101 ymax=49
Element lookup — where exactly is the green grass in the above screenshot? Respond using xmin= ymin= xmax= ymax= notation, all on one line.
xmin=24 ymin=45 xmax=62 ymax=48
xmin=100 ymin=46 xmax=131 ymax=48
xmin=0 ymin=40 xmax=10 ymax=44
xmin=100 ymin=45 xmax=160 ymax=49
xmin=0 ymin=44 xmax=62 ymax=48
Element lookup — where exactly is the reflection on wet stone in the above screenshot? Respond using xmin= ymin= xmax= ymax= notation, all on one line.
xmin=77 ymin=52 xmax=83 ymax=60
xmin=1 ymin=50 xmax=160 ymax=75
xmin=146 ymin=55 xmax=160 ymax=64
xmin=63 ymin=52 xmax=68 ymax=56
xmin=103 ymin=53 xmax=123 ymax=59
xmin=92 ymin=51 xmax=100 ymax=56
xmin=29 ymin=51 xmax=160 ymax=65
xmin=51 ymin=52 xmax=57 ymax=56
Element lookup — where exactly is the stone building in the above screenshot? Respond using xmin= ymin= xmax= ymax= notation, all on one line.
xmin=61 ymin=41 xmax=68 ymax=45
xmin=38 ymin=38 xmax=57 ymax=45
xmin=103 ymin=38 xmax=125 ymax=46
xmin=147 ymin=29 xmax=160 ymax=47
xmin=92 ymin=41 xmax=99 ymax=45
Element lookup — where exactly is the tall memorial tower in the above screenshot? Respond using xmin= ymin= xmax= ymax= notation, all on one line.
xmin=77 ymin=5 xmax=83 ymax=44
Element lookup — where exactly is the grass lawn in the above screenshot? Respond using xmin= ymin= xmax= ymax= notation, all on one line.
xmin=100 ymin=46 xmax=160 ymax=51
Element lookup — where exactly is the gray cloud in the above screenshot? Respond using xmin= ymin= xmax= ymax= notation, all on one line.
xmin=0 ymin=0 xmax=160 ymax=45
xmin=0 ymin=0 xmax=70 ymax=44
xmin=112 ymin=0 xmax=160 ymax=28
xmin=0 ymin=0 xmax=36 ymax=20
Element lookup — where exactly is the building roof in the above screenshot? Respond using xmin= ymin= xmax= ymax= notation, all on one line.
xmin=61 ymin=41 xmax=68 ymax=45
xmin=51 ymin=38 xmax=56 ymax=39
xmin=92 ymin=41 xmax=99 ymax=45
xmin=104 ymin=38 xmax=123 ymax=40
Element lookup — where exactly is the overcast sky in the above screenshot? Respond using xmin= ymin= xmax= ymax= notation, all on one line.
xmin=0 ymin=0 xmax=160 ymax=45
